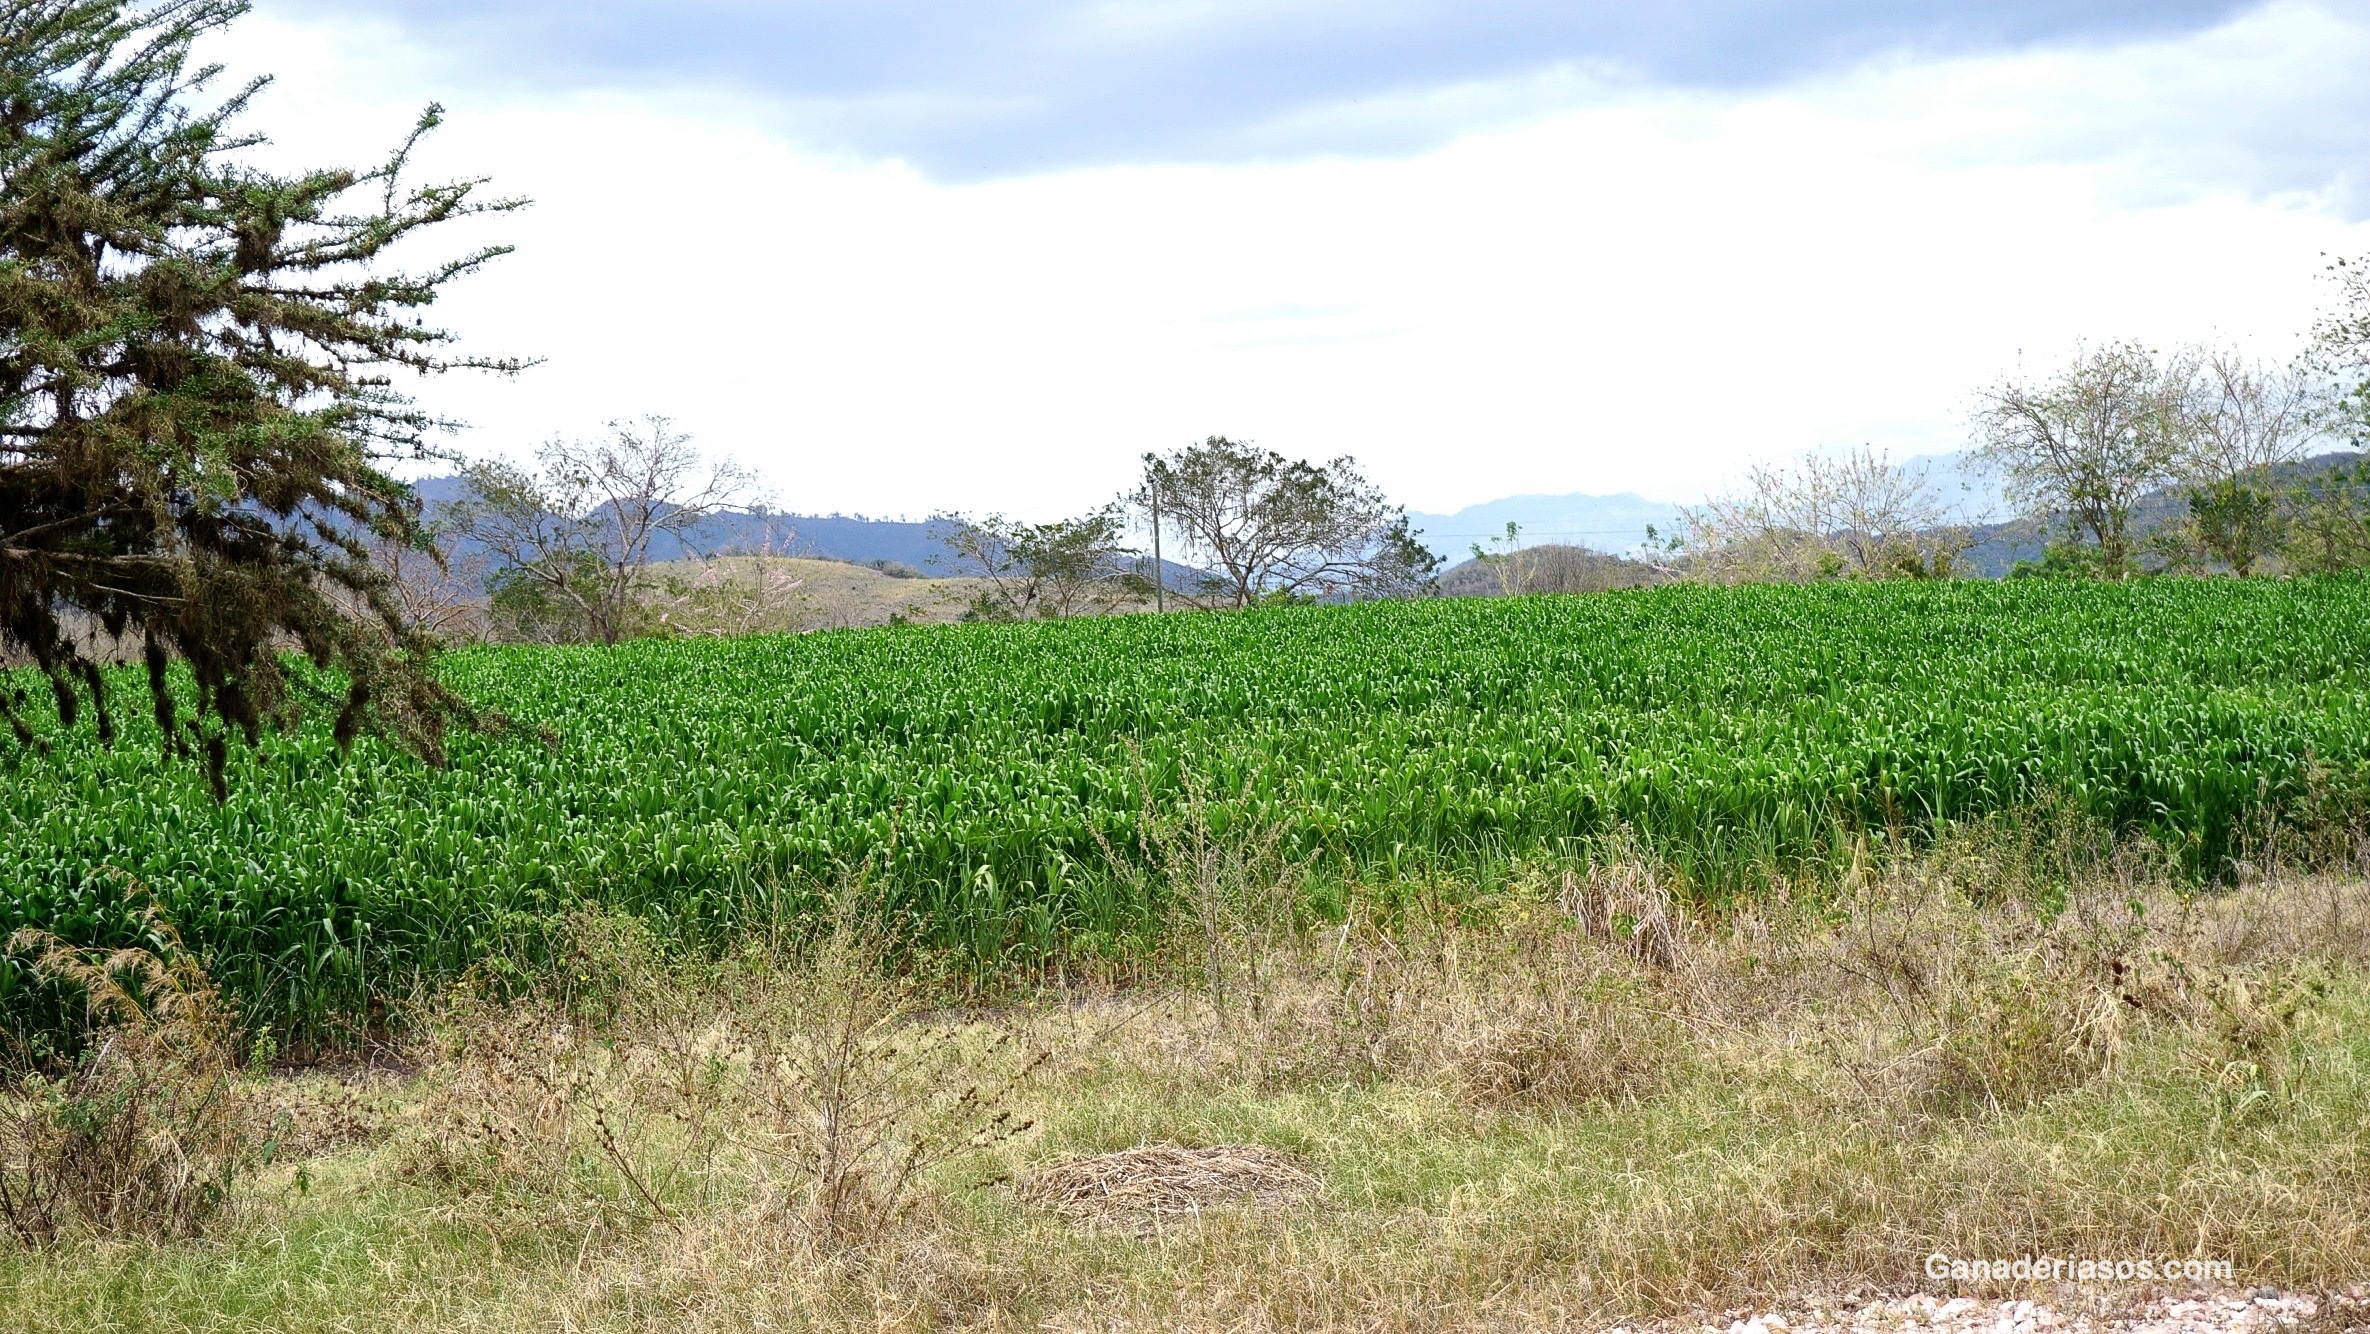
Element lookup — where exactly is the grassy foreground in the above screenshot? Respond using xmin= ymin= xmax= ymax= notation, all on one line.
xmin=5 ymin=840 xmax=2367 ymax=1331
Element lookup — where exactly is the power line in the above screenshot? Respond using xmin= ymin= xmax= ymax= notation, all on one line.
xmin=1415 ymin=528 xmax=1667 ymax=539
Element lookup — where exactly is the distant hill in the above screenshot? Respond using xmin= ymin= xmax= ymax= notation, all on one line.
xmin=404 ymin=476 xmax=1213 ymax=588
xmin=406 ymin=447 xmax=2361 ymax=591
xmin=1898 ymin=449 xmax=2013 ymax=524
xmin=407 ymin=474 xmax=963 ymax=569
xmin=645 ymin=555 xmax=985 ymax=631
xmin=1434 ymin=544 xmax=1672 ymax=597
xmin=1406 ymin=492 xmax=1684 ymax=562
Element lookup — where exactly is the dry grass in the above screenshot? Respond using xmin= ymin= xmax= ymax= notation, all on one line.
xmin=645 ymin=556 xmax=983 ymax=631
xmin=645 ymin=555 xmax=1166 ymax=633
xmin=1019 ymin=1142 xmax=1320 ymax=1233
xmin=0 ymin=886 xmax=276 ymax=1245
xmin=5 ymin=847 xmax=2370 ymax=1330
xmin=399 ymin=904 xmax=1048 ymax=1252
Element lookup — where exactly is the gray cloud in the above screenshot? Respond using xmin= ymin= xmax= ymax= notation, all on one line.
xmin=261 ymin=0 xmax=2254 ymax=177
xmin=1890 ymin=1 xmax=2370 ymax=217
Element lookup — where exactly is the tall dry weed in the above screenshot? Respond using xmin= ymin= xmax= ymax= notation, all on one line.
xmin=1197 ymin=897 xmax=1687 ymax=1112
xmin=401 ymin=911 xmax=693 ymax=1229
xmin=1100 ymin=759 xmax=1302 ymax=1020
xmin=692 ymin=902 xmax=1049 ymax=1248
xmin=0 ymin=887 xmax=272 ymax=1244
xmin=406 ymin=900 xmax=1050 ymax=1253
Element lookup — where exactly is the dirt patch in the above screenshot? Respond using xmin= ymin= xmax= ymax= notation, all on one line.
xmin=1018 ymin=1143 xmax=1319 ymax=1233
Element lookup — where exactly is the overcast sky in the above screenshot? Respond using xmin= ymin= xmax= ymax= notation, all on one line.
xmin=227 ymin=0 xmax=2370 ymax=518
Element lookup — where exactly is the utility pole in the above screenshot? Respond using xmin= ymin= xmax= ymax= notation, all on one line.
xmin=1149 ymin=474 xmax=1165 ymax=613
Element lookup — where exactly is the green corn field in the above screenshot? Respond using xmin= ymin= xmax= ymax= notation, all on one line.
xmin=7 ymin=576 xmax=2370 ymax=1039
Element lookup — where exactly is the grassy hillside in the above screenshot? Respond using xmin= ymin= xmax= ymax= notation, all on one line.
xmin=6 ymin=578 xmax=2370 ymax=1039
xmin=649 ymin=555 xmax=987 ymax=632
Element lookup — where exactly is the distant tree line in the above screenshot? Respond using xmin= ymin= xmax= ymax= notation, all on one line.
xmin=1973 ymin=339 xmax=2361 ymax=580
xmin=10 ymin=0 xmax=2370 ymax=804
xmin=1670 ymin=261 xmax=2370 ymax=584
xmin=380 ymin=431 xmax=1447 ymax=645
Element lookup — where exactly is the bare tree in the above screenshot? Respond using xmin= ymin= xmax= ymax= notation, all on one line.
xmin=1682 ymin=446 xmax=1967 ymax=583
xmin=2266 ymin=257 xmax=2370 ymax=575
xmin=2167 ymin=349 xmax=2330 ymax=575
xmin=447 ymin=417 xmax=759 ymax=645
xmin=2310 ymin=254 xmax=2370 ymax=446
xmin=1973 ymin=341 xmax=2195 ymax=580
xmin=1134 ymin=437 xmax=1439 ymax=608
xmin=359 ymin=523 xmax=490 ymax=643
xmin=2184 ymin=349 xmax=2326 ymax=481
xmin=933 ymin=505 xmax=1138 ymax=621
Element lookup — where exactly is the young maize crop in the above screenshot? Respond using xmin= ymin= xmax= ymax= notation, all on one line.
xmin=5 ymin=577 xmax=2368 ymax=1038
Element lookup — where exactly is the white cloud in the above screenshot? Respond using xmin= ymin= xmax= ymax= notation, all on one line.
xmin=208 ymin=5 xmax=2370 ymax=519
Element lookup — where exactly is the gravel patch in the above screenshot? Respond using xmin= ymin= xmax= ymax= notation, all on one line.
xmin=1632 ymin=1287 xmax=2369 ymax=1334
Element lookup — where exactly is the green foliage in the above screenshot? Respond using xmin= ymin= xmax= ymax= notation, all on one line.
xmin=0 ymin=0 xmax=519 ymax=794
xmin=2185 ymin=478 xmax=2285 ymax=576
xmin=2007 ymin=540 xmax=2105 ymax=580
xmin=934 ymin=505 xmax=1138 ymax=621
xmin=6 ymin=579 xmax=2370 ymax=1041
xmin=2282 ymin=456 xmax=2370 ymax=573
xmin=486 ymin=550 xmax=611 ymax=644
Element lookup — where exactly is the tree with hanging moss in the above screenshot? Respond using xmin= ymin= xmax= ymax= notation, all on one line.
xmin=0 ymin=0 xmax=522 ymax=796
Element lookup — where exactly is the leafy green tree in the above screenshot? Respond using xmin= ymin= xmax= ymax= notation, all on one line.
xmin=2180 ymin=479 xmax=2284 ymax=576
xmin=2007 ymin=540 xmax=2107 ymax=581
xmin=933 ymin=504 xmax=1138 ymax=621
xmin=2281 ymin=456 xmax=2370 ymax=573
xmin=0 ymin=0 xmax=519 ymax=795
xmin=1133 ymin=437 xmax=1438 ymax=608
